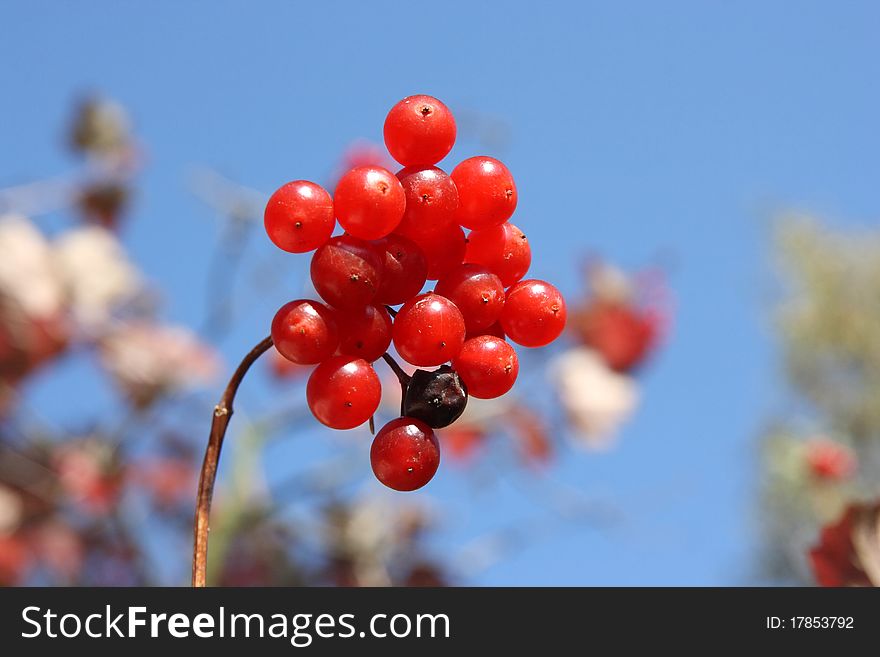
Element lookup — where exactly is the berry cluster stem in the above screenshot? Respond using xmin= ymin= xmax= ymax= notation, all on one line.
xmin=381 ymin=351 xmax=411 ymax=415
xmin=192 ymin=334 xmax=273 ymax=587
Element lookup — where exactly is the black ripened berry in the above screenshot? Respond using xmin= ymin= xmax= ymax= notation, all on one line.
xmin=402 ymin=365 xmax=468 ymax=429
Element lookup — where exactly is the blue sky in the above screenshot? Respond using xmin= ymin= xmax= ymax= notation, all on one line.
xmin=1 ymin=1 xmax=878 ymax=585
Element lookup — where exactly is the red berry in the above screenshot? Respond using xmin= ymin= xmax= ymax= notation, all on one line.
xmin=333 ymin=166 xmax=406 ymax=240
xmin=271 ymin=299 xmax=339 ymax=364
xmin=306 ymin=355 xmax=381 ymax=430
xmin=394 ymin=166 xmax=459 ymax=242
xmin=373 ymin=234 xmax=428 ymax=305
xmin=453 ymin=335 xmax=518 ymax=399
xmin=451 ymin=156 xmax=517 ymax=229
xmin=392 ymin=293 xmax=466 ymax=367
xmin=264 ymin=180 xmax=335 ymax=253
xmin=464 ymin=222 xmax=531 ymax=287
xmin=434 ymin=264 xmax=505 ymax=333
xmin=384 ymin=95 xmax=456 ymax=167
xmin=500 ymin=280 xmax=567 ymax=347
xmin=336 ymin=303 xmax=392 ymax=362
xmin=407 ymin=221 xmax=466 ymax=281
xmin=370 ymin=417 xmax=440 ymax=491
xmin=310 ymin=235 xmax=384 ymax=310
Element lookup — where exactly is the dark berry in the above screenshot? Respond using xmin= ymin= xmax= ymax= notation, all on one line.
xmin=402 ymin=365 xmax=468 ymax=429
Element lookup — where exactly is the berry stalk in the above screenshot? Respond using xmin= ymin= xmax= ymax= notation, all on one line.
xmin=192 ymin=335 xmax=273 ymax=587
xmin=381 ymin=351 xmax=411 ymax=415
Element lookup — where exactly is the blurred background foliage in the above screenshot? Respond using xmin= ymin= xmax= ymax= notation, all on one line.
xmin=760 ymin=218 xmax=880 ymax=586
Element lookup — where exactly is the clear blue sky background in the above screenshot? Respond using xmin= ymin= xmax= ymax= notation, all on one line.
xmin=1 ymin=1 xmax=878 ymax=585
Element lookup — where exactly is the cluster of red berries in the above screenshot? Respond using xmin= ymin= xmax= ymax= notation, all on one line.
xmin=264 ymin=95 xmax=566 ymax=491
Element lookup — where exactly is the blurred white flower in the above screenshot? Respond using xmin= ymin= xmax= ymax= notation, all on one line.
xmin=0 ymin=214 xmax=64 ymax=318
xmin=0 ymin=484 xmax=23 ymax=535
xmin=53 ymin=225 xmax=142 ymax=330
xmin=344 ymin=497 xmax=395 ymax=557
xmin=550 ymin=346 xmax=639 ymax=450
xmin=99 ymin=322 xmax=220 ymax=407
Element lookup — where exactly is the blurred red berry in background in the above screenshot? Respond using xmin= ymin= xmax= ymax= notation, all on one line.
xmin=805 ymin=439 xmax=856 ymax=481
xmin=570 ymin=301 xmax=657 ymax=373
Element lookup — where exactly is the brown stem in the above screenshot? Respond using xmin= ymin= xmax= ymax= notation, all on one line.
xmin=192 ymin=335 xmax=273 ymax=587
xmin=384 ymin=305 xmax=398 ymax=317
xmin=381 ymin=352 xmax=410 ymax=387
xmin=381 ymin=352 xmax=411 ymax=416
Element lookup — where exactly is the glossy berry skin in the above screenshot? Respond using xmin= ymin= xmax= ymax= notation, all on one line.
xmin=408 ymin=221 xmax=467 ymax=281
xmin=333 ymin=166 xmax=406 ymax=240
xmin=336 ymin=303 xmax=392 ymax=362
xmin=394 ymin=166 xmax=459 ymax=242
xmin=310 ymin=235 xmax=384 ymax=310
xmin=464 ymin=222 xmax=531 ymax=287
xmin=264 ymin=180 xmax=335 ymax=253
xmin=452 ymin=336 xmax=518 ymax=399
xmin=402 ymin=365 xmax=468 ymax=428
xmin=435 ymin=263 xmax=505 ymax=334
xmin=392 ymin=293 xmax=466 ymax=367
xmin=384 ymin=95 xmax=456 ymax=167
xmin=370 ymin=417 xmax=440 ymax=491
xmin=373 ymin=234 xmax=428 ymax=305
xmin=271 ymin=299 xmax=339 ymax=365
xmin=451 ymin=156 xmax=517 ymax=229
xmin=306 ymin=355 xmax=381 ymax=430
xmin=500 ymin=280 xmax=567 ymax=347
